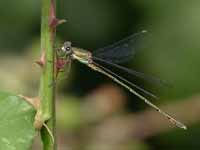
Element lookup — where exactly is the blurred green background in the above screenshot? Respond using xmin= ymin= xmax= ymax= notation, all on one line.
xmin=0 ymin=0 xmax=200 ymax=150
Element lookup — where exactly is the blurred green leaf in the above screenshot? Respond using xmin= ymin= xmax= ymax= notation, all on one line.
xmin=0 ymin=91 xmax=36 ymax=150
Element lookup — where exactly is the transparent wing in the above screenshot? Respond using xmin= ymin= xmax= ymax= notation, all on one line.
xmin=93 ymin=30 xmax=147 ymax=64
xmin=92 ymin=56 xmax=169 ymax=87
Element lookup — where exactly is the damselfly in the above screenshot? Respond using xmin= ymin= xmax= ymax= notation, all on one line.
xmin=56 ymin=31 xmax=187 ymax=130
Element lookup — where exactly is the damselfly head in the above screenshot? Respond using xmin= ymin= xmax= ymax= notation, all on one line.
xmin=57 ymin=41 xmax=72 ymax=58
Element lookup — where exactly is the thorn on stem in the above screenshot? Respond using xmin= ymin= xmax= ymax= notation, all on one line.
xmin=35 ymin=51 xmax=46 ymax=67
xmin=49 ymin=1 xmax=66 ymax=28
xmin=34 ymin=111 xmax=44 ymax=130
xmin=57 ymin=19 xmax=67 ymax=26
xmin=18 ymin=94 xmax=43 ymax=129
xmin=18 ymin=95 xmax=40 ymax=109
xmin=49 ymin=17 xmax=66 ymax=28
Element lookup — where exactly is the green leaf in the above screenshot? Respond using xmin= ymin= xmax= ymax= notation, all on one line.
xmin=0 ymin=91 xmax=36 ymax=150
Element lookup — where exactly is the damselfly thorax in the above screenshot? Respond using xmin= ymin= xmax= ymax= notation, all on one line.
xmin=71 ymin=47 xmax=93 ymax=65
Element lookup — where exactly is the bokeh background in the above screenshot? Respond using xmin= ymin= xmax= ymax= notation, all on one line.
xmin=0 ymin=0 xmax=200 ymax=150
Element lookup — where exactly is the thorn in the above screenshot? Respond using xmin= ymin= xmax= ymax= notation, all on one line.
xmin=34 ymin=111 xmax=44 ymax=130
xmin=57 ymin=19 xmax=67 ymax=25
xmin=19 ymin=94 xmax=44 ymax=130
xmin=49 ymin=0 xmax=66 ymax=28
xmin=35 ymin=51 xmax=46 ymax=67
xmin=49 ymin=17 xmax=66 ymax=28
xmin=18 ymin=95 xmax=40 ymax=109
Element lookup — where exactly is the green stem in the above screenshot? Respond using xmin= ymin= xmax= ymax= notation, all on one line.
xmin=39 ymin=0 xmax=56 ymax=149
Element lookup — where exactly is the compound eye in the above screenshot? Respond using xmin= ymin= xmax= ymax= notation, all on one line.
xmin=66 ymin=47 xmax=70 ymax=51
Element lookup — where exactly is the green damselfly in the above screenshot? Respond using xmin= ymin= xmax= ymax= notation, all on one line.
xmin=56 ymin=31 xmax=187 ymax=130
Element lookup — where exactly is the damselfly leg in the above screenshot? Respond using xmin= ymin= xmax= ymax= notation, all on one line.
xmin=55 ymin=59 xmax=72 ymax=83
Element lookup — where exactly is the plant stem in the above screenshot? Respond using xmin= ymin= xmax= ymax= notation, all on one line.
xmin=39 ymin=0 xmax=56 ymax=149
